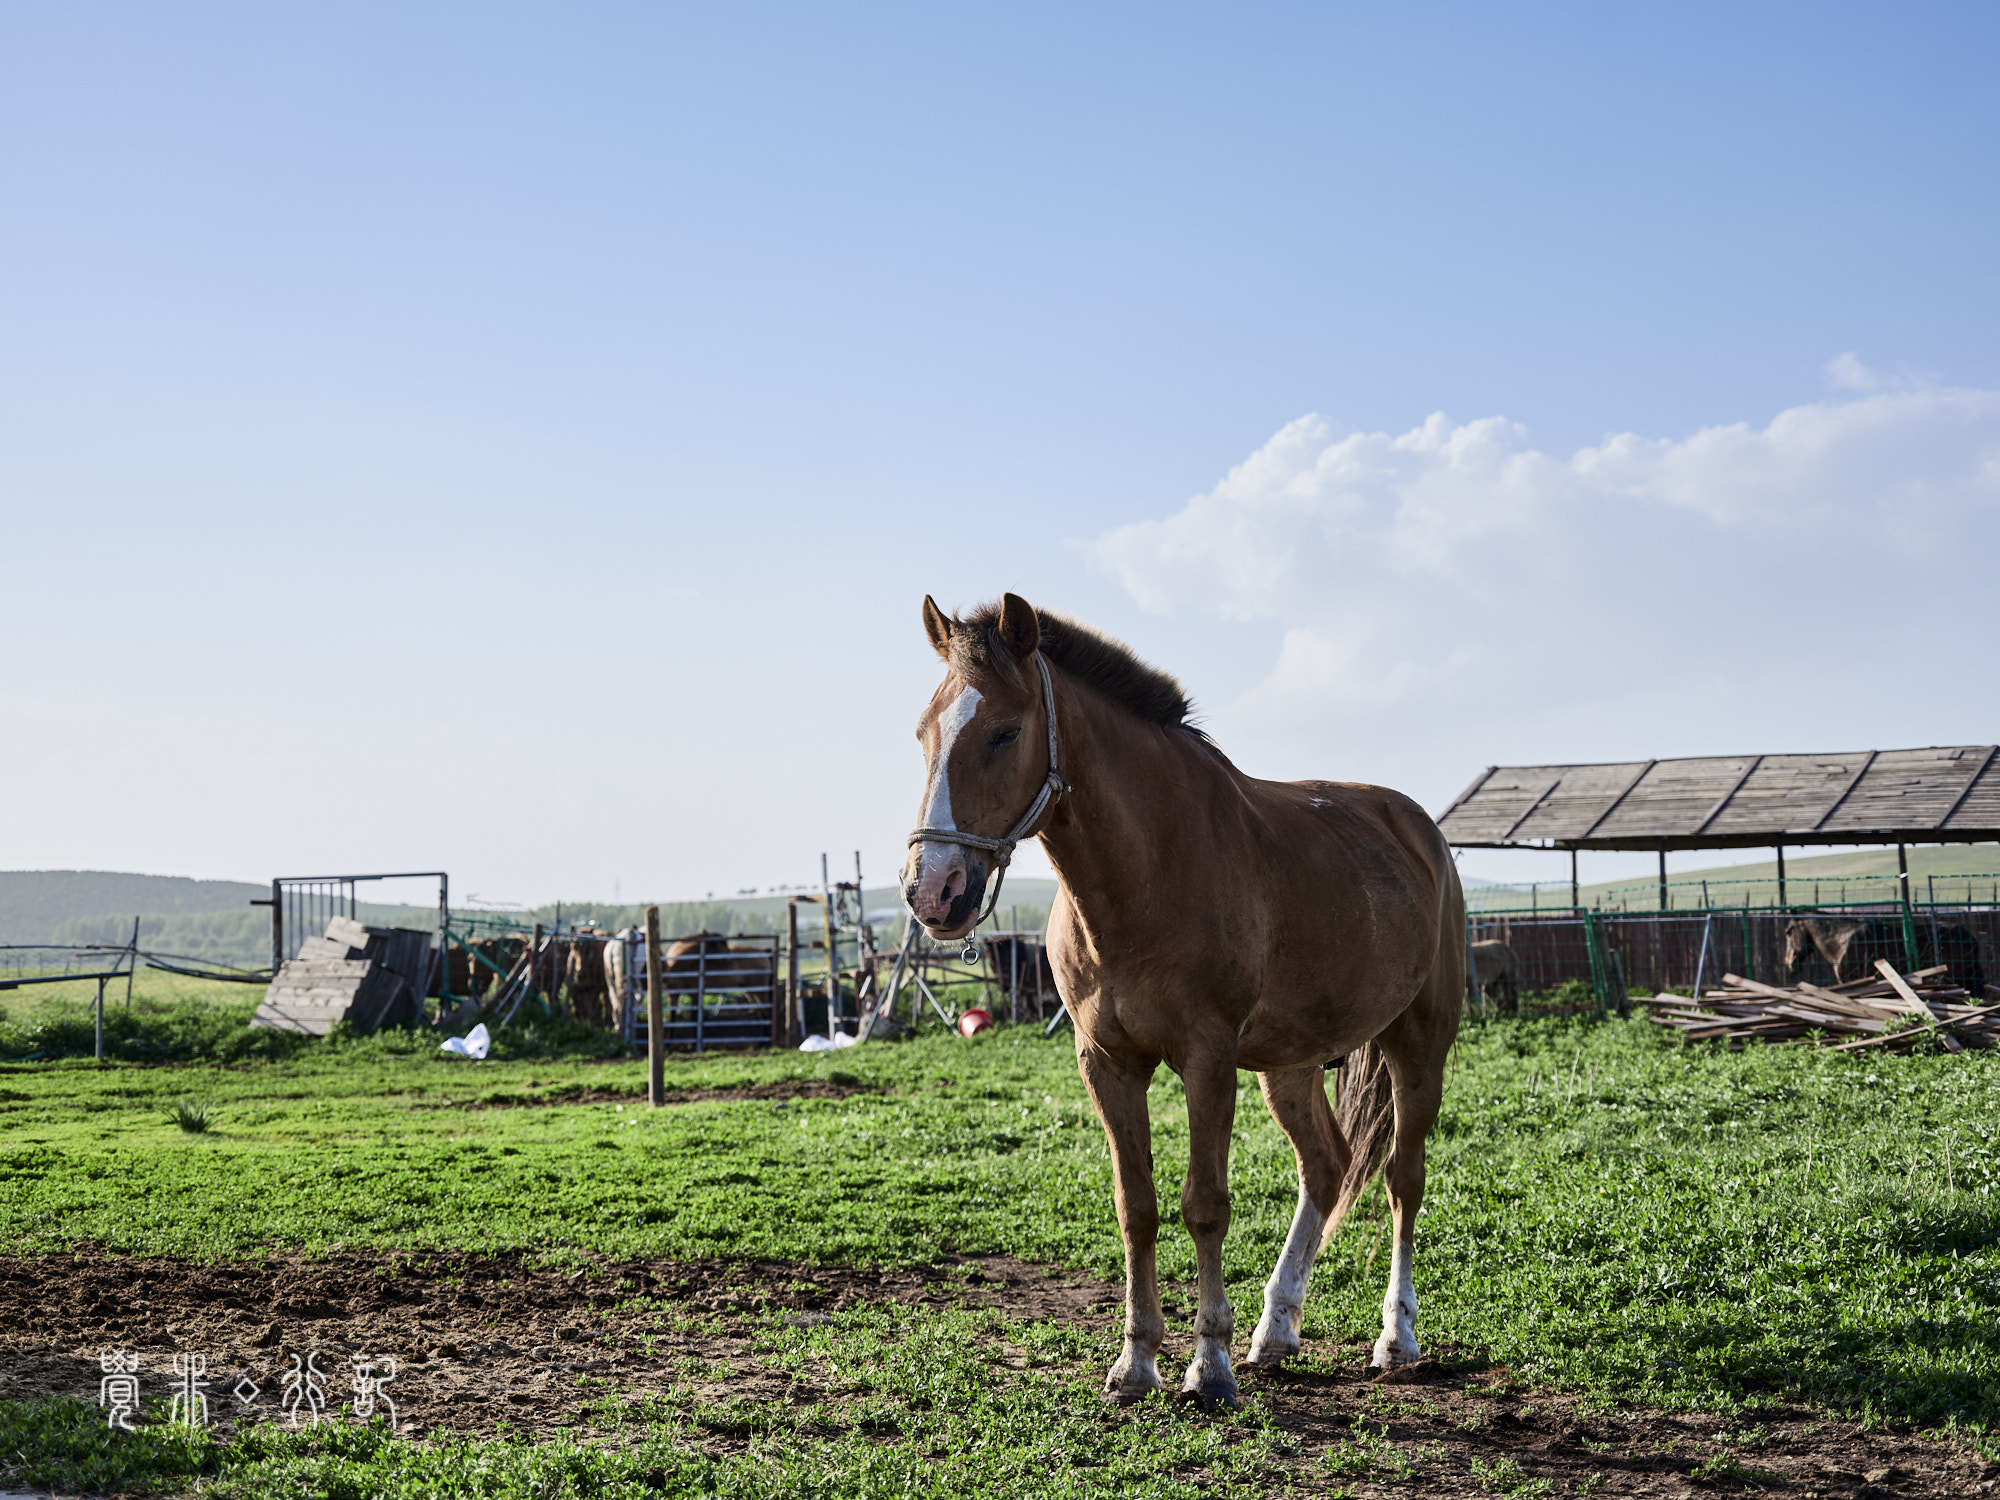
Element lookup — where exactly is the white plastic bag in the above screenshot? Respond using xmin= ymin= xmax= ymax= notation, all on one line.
xmin=797 ymin=1031 xmax=856 ymax=1052
xmin=440 ymin=1022 xmax=491 ymax=1060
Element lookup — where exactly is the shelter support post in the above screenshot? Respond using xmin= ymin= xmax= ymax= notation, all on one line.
xmin=1658 ymin=845 xmax=1668 ymax=912
xmin=1776 ymin=847 xmax=1786 ymax=910
xmin=645 ymin=906 xmax=664 ymax=1106
xmin=1569 ymin=848 xmax=1579 ymax=910
xmin=1897 ymin=844 xmax=1919 ymax=972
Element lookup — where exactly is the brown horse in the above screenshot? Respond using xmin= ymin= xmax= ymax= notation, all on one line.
xmin=902 ymin=594 xmax=1462 ymax=1407
xmin=1470 ymin=938 xmax=1520 ymax=1014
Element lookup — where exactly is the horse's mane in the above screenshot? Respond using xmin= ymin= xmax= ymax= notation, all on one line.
xmin=955 ymin=600 xmax=1213 ymax=745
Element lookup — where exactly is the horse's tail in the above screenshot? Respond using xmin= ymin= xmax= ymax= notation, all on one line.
xmin=1328 ymin=1041 xmax=1397 ymax=1237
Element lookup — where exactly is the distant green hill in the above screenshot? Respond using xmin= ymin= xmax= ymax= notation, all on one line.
xmin=0 ymin=870 xmax=1064 ymax=970
xmin=0 ymin=871 xmax=267 ymax=938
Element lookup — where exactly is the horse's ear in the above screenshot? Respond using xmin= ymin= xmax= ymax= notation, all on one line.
xmin=921 ymin=595 xmax=953 ymax=660
xmin=996 ymin=592 xmax=1040 ymax=660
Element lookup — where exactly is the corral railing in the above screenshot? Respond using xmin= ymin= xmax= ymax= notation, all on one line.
xmin=1470 ymin=900 xmax=2000 ymax=1014
xmin=620 ymin=933 xmax=782 ymax=1052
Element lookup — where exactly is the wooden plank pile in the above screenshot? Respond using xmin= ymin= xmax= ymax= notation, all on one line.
xmin=1641 ymin=958 xmax=2000 ymax=1052
xmin=253 ymin=916 xmax=434 ymax=1036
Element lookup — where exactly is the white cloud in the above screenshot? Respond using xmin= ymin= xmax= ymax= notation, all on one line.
xmin=1825 ymin=351 xmax=1879 ymax=391
xmin=1089 ymin=376 xmax=2000 ymax=794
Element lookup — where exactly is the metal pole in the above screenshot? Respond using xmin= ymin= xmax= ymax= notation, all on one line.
xmin=821 ymin=854 xmax=840 ymax=1031
xmin=881 ymin=914 xmax=916 ymax=1032
xmin=270 ymin=879 xmax=283 ymax=975
xmin=1690 ymin=912 xmax=1713 ymax=1000
xmin=695 ymin=942 xmax=708 ymax=1053
xmin=1658 ymin=845 xmax=1668 ymax=912
xmin=1775 ymin=847 xmax=1787 ymax=910
xmin=437 ymin=874 xmax=451 ymax=1007
xmin=645 ymin=906 xmax=665 ymax=1105
xmin=125 ymin=916 xmax=139 ymax=1007
xmin=1569 ymin=848 xmax=1579 ymax=910
xmin=1463 ymin=914 xmax=1484 ymax=1018
xmin=95 ymin=976 xmax=105 ymax=1063
xmin=1009 ymin=935 xmax=1020 ymax=1024
xmin=530 ymin=923 xmax=544 ymax=1005
xmin=787 ymin=899 xmax=803 ymax=1040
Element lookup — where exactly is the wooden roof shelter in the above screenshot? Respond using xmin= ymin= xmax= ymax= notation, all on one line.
xmin=1438 ymin=744 xmax=2000 ymax=852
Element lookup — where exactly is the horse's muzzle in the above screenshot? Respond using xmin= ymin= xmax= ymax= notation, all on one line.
xmin=905 ymin=842 xmax=990 ymax=939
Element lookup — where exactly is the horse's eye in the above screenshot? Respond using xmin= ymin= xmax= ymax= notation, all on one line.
xmin=990 ymin=726 xmax=1022 ymax=749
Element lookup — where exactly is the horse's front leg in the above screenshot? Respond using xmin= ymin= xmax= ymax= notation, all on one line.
xmin=1179 ymin=1045 xmax=1239 ymax=1407
xmin=1078 ymin=1046 xmax=1164 ymax=1404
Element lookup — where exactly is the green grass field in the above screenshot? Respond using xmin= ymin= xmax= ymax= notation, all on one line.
xmin=2 ymin=980 xmax=1996 ymax=1496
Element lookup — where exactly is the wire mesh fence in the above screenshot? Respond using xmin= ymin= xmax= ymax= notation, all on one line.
xmin=1468 ymin=871 xmax=2000 ymax=915
xmin=1469 ymin=901 xmax=2000 ymax=1013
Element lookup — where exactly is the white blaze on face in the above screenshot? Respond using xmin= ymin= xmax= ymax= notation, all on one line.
xmin=914 ymin=687 xmax=983 ymax=895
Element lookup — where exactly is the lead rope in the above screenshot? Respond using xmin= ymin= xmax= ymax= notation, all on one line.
xmin=908 ymin=651 xmax=1071 ymax=934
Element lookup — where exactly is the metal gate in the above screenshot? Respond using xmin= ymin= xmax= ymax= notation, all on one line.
xmin=261 ymin=871 xmax=448 ymax=974
xmin=620 ymin=933 xmax=782 ymax=1051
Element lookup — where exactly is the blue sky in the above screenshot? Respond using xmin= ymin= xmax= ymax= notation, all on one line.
xmin=5 ymin=3 xmax=1997 ymax=901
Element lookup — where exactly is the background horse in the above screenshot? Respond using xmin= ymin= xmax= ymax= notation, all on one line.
xmin=902 ymin=593 xmax=1462 ymax=1408
xmin=1785 ymin=914 xmax=1986 ymax=993
xmin=1470 ymin=938 xmax=1520 ymax=1014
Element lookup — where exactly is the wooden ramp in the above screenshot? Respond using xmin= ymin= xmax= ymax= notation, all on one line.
xmin=253 ymin=916 xmax=433 ymax=1035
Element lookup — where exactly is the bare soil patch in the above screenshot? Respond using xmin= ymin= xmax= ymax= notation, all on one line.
xmin=412 ymin=1077 xmax=878 ymax=1109
xmin=0 ymin=1251 xmax=1991 ymax=1498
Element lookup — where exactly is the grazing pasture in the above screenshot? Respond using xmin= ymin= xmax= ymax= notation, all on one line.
xmin=1 ymin=982 xmax=1996 ymax=1497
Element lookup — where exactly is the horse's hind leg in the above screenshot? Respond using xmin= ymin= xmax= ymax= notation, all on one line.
xmin=1371 ymin=971 xmax=1458 ymax=1371
xmin=1245 ymin=1065 xmax=1351 ymax=1367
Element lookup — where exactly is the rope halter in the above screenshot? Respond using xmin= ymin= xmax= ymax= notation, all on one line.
xmin=906 ymin=650 xmax=1070 ymax=927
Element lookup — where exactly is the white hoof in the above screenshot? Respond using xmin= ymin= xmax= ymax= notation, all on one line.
xmin=1369 ymin=1329 xmax=1420 ymax=1371
xmin=1245 ymin=1307 xmax=1300 ymax=1367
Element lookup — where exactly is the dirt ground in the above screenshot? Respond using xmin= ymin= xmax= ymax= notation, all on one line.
xmin=411 ymin=1077 xmax=878 ymax=1109
xmin=1 ymin=1250 xmax=1993 ymax=1498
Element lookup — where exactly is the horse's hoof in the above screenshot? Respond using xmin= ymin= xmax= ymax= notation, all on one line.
xmin=1102 ymin=1381 xmax=1159 ymax=1408
xmin=1243 ymin=1327 xmax=1298 ymax=1368
xmin=1177 ymin=1379 xmax=1240 ymax=1411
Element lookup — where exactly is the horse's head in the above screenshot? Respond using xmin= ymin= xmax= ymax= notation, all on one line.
xmin=903 ymin=592 xmax=1057 ymax=940
xmin=1781 ymin=919 xmax=1809 ymax=977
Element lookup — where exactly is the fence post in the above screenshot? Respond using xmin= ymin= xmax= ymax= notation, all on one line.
xmin=1463 ymin=915 xmax=1484 ymax=1019
xmin=1582 ymin=910 xmax=1608 ymax=1020
xmin=821 ymin=855 xmax=841 ymax=1030
xmin=1896 ymin=844 xmax=1920 ymax=972
xmin=645 ymin=907 xmax=664 ymax=1107
xmin=786 ymin=900 xmax=803 ymax=1041
xmin=1691 ymin=913 xmax=1714 ymax=1000
xmin=695 ymin=942 xmax=708 ymax=1053
xmin=270 ymin=879 xmax=283 ymax=975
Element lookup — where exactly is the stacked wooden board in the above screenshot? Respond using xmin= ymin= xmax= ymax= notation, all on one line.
xmin=1641 ymin=959 xmax=2000 ymax=1051
xmin=253 ymin=916 xmax=434 ymax=1036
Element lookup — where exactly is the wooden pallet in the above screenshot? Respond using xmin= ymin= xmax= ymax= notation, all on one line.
xmin=1640 ymin=959 xmax=2000 ymax=1051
